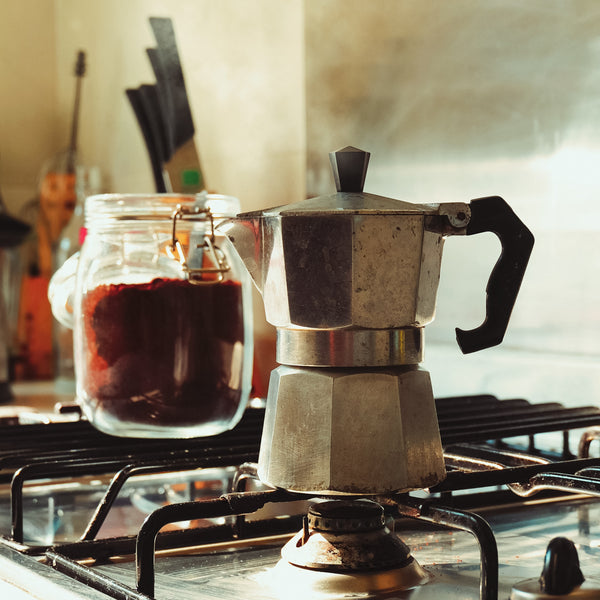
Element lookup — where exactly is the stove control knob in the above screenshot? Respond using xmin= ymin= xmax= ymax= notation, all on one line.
xmin=539 ymin=537 xmax=584 ymax=595
xmin=510 ymin=537 xmax=600 ymax=600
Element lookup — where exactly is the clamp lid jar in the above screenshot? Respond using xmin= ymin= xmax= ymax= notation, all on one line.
xmin=50 ymin=193 xmax=253 ymax=438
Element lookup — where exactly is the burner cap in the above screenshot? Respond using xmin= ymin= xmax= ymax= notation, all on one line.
xmin=308 ymin=499 xmax=385 ymax=533
xmin=282 ymin=499 xmax=414 ymax=572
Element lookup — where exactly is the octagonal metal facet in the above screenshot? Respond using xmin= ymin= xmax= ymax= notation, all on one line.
xmin=257 ymin=365 xmax=446 ymax=495
xmin=226 ymin=209 xmax=455 ymax=331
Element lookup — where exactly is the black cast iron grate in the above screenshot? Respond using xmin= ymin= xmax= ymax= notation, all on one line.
xmin=2 ymin=394 xmax=600 ymax=600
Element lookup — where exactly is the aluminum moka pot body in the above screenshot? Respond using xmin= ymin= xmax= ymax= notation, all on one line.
xmin=222 ymin=147 xmax=534 ymax=494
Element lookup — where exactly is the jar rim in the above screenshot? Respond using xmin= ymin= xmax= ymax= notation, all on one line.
xmin=84 ymin=193 xmax=240 ymax=227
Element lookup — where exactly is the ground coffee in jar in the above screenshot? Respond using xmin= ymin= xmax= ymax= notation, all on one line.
xmin=49 ymin=194 xmax=253 ymax=438
xmin=82 ymin=278 xmax=244 ymax=429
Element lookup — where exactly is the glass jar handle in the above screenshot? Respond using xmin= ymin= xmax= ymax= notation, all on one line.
xmin=167 ymin=205 xmax=230 ymax=284
xmin=48 ymin=252 xmax=80 ymax=329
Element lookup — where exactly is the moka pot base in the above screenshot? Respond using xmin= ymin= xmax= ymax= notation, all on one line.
xmin=257 ymin=364 xmax=446 ymax=495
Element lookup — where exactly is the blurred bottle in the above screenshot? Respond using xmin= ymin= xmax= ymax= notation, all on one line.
xmin=15 ymin=50 xmax=86 ymax=382
xmin=53 ymin=165 xmax=102 ymax=392
xmin=0 ymin=186 xmax=31 ymax=400
xmin=55 ymin=165 xmax=101 ymax=268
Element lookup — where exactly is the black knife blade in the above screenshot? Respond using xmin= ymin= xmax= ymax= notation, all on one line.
xmin=126 ymin=88 xmax=168 ymax=193
xmin=149 ymin=17 xmax=195 ymax=149
xmin=146 ymin=47 xmax=175 ymax=162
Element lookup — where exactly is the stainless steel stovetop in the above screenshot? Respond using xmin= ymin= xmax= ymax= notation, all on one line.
xmin=2 ymin=394 xmax=600 ymax=600
xmin=82 ymin=496 xmax=600 ymax=600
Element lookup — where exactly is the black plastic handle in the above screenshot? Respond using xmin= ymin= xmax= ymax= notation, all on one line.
xmin=455 ymin=196 xmax=534 ymax=354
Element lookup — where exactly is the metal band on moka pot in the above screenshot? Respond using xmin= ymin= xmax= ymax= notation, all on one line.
xmin=276 ymin=327 xmax=424 ymax=367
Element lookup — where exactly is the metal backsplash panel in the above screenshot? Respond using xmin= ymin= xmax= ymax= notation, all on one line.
xmin=305 ymin=1 xmax=600 ymax=404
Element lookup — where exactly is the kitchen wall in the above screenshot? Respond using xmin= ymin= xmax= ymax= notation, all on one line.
xmin=54 ymin=0 xmax=306 ymax=212
xmin=0 ymin=1 xmax=59 ymax=212
xmin=305 ymin=0 xmax=600 ymax=407
xmin=1 ymin=0 xmax=305 ymax=212
xmin=1 ymin=0 xmax=305 ymax=386
xmin=2 ymin=1 xmax=600 ymax=407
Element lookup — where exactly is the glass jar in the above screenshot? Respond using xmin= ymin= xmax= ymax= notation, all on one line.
xmin=49 ymin=193 xmax=253 ymax=438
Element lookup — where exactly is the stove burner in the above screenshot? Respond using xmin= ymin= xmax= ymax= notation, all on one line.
xmin=266 ymin=499 xmax=429 ymax=597
xmin=283 ymin=499 xmax=413 ymax=572
xmin=307 ymin=498 xmax=385 ymax=534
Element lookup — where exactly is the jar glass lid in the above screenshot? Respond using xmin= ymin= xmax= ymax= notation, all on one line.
xmin=84 ymin=192 xmax=240 ymax=227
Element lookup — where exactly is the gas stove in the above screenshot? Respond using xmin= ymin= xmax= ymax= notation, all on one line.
xmin=2 ymin=394 xmax=600 ymax=599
